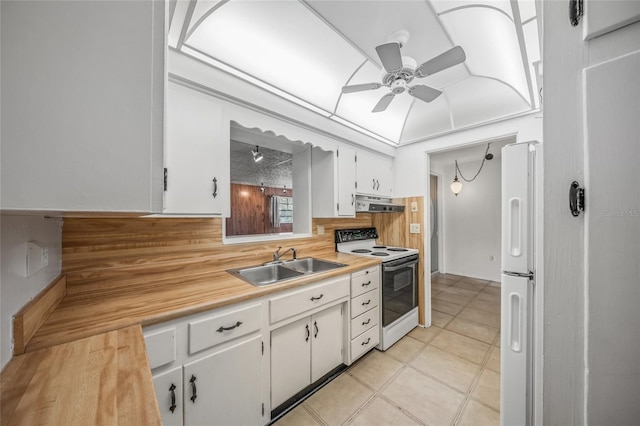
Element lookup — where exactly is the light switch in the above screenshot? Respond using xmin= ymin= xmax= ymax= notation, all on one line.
xmin=410 ymin=223 xmax=420 ymax=234
xmin=317 ymin=225 xmax=325 ymax=235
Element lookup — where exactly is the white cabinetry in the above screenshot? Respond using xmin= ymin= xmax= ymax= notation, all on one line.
xmin=269 ymin=276 xmax=349 ymax=409
xmin=348 ymin=266 xmax=381 ymax=363
xmin=356 ymin=151 xmax=393 ymax=197
xmin=311 ymin=146 xmax=356 ymax=217
xmin=144 ymin=301 xmax=265 ymax=425
xmin=164 ymin=82 xmax=229 ymax=215
xmin=1 ymin=1 xmax=164 ymax=212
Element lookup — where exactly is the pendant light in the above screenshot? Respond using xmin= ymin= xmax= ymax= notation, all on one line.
xmin=450 ymin=143 xmax=493 ymax=196
xmin=450 ymin=171 xmax=463 ymax=196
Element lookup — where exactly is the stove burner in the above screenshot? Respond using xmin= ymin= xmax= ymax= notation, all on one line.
xmin=373 ymin=245 xmax=387 ymax=249
xmin=371 ymin=252 xmax=389 ymax=256
xmin=352 ymin=249 xmax=372 ymax=254
xmin=388 ymin=248 xmax=409 ymax=252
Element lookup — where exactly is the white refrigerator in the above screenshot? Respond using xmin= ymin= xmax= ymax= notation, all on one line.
xmin=501 ymin=142 xmax=536 ymax=426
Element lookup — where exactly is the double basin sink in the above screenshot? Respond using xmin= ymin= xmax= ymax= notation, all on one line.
xmin=228 ymin=258 xmax=347 ymax=286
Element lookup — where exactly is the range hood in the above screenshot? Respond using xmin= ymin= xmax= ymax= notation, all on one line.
xmin=355 ymin=196 xmax=405 ymax=213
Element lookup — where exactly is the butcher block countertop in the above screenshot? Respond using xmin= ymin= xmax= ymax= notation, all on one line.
xmin=1 ymin=325 xmax=160 ymax=426
xmin=1 ymin=252 xmax=379 ymax=425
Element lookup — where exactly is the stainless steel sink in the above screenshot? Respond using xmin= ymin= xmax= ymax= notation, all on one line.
xmin=281 ymin=258 xmax=347 ymax=274
xmin=230 ymin=264 xmax=304 ymax=286
xmin=228 ymin=258 xmax=347 ymax=286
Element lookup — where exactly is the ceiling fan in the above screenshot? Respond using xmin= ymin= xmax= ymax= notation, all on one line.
xmin=341 ymin=35 xmax=466 ymax=113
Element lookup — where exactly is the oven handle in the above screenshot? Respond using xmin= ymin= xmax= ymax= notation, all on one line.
xmin=384 ymin=259 xmax=418 ymax=272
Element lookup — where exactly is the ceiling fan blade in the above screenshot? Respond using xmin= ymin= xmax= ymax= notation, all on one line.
xmin=341 ymin=82 xmax=382 ymax=94
xmin=372 ymin=93 xmax=395 ymax=113
xmin=415 ymin=46 xmax=466 ymax=77
xmin=375 ymin=42 xmax=403 ymax=73
xmin=409 ymin=85 xmax=442 ymax=103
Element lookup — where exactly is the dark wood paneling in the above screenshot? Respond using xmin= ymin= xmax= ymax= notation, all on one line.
xmin=225 ymin=183 xmax=293 ymax=236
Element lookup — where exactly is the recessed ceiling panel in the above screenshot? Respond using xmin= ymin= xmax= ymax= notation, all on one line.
xmin=432 ymin=0 xmax=513 ymax=18
xmin=186 ymin=1 xmax=365 ymax=111
xmin=307 ymin=0 xmax=451 ymax=70
xmin=446 ymin=77 xmax=530 ymax=128
xmin=400 ymin=95 xmax=453 ymax=142
xmin=440 ymin=7 xmax=529 ymax=102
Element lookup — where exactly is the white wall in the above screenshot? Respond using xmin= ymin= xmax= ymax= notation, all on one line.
xmin=394 ymin=112 xmax=542 ymax=198
xmin=438 ymin=159 xmax=501 ymax=282
xmin=0 ymin=215 xmax=62 ymax=370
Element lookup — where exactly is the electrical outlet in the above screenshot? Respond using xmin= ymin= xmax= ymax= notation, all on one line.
xmin=42 ymin=248 xmax=49 ymax=267
xmin=489 ymin=255 xmax=495 ymax=261
xmin=27 ymin=241 xmax=47 ymax=277
xmin=410 ymin=223 xmax=420 ymax=234
xmin=411 ymin=201 xmax=418 ymax=212
xmin=317 ymin=225 xmax=325 ymax=235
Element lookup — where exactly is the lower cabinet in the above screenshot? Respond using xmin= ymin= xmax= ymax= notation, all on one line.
xmin=183 ymin=336 xmax=263 ymax=426
xmin=271 ymin=304 xmax=344 ymax=409
xmin=152 ymin=366 xmax=183 ymax=426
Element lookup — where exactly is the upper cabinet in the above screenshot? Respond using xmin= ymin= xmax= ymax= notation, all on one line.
xmin=311 ymin=145 xmax=356 ymax=217
xmin=164 ymin=82 xmax=229 ymax=216
xmin=356 ymin=151 xmax=393 ymax=197
xmin=0 ymin=1 xmax=165 ymax=213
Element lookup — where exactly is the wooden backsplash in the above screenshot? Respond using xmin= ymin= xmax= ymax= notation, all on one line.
xmin=62 ymin=196 xmax=425 ymax=321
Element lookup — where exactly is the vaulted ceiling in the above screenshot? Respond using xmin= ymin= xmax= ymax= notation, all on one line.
xmin=169 ymin=1 xmax=541 ymax=146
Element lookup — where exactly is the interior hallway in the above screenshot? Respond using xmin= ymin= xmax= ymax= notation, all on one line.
xmin=275 ymin=273 xmax=501 ymax=426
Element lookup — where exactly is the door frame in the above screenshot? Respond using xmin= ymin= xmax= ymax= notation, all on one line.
xmin=423 ymin=134 xmax=544 ymax=425
xmin=429 ymin=172 xmax=443 ymax=275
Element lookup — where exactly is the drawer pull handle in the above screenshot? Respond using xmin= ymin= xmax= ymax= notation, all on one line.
xmin=362 ymin=281 xmax=371 ymax=287
xmin=310 ymin=294 xmax=324 ymax=301
xmin=169 ymin=383 xmax=177 ymax=413
xmin=362 ymin=299 xmax=371 ymax=306
xmin=362 ymin=318 xmax=371 ymax=325
xmin=189 ymin=375 xmax=197 ymax=403
xmin=216 ymin=321 xmax=242 ymax=333
xmin=314 ymin=320 xmax=319 ymax=338
xmin=361 ymin=337 xmax=371 ymax=346
xmin=305 ymin=324 xmax=310 ymax=342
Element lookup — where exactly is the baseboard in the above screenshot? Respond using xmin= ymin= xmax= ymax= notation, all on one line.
xmin=13 ymin=275 xmax=66 ymax=355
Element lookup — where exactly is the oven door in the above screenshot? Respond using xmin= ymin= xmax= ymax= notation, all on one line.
xmin=381 ymin=254 xmax=419 ymax=327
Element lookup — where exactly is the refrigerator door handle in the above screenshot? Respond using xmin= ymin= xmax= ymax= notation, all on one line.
xmin=508 ymin=197 xmax=522 ymax=257
xmin=508 ymin=292 xmax=523 ymax=353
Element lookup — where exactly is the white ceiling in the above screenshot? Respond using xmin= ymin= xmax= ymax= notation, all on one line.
xmin=169 ymin=0 xmax=541 ymax=147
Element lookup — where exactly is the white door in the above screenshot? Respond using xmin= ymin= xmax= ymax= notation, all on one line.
xmin=183 ymin=336 xmax=263 ymax=426
xmin=270 ymin=317 xmax=311 ymax=409
xmin=337 ymin=146 xmax=356 ymax=217
xmin=583 ymin=47 xmax=640 ymax=424
xmin=153 ymin=367 xmax=183 ymax=426
xmin=311 ymin=304 xmax=344 ymax=382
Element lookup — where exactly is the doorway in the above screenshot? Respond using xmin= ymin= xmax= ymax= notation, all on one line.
xmin=429 ymin=174 xmax=439 ymax=274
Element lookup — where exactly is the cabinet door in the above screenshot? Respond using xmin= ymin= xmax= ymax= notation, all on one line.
xmin=183 ymin=336 xmax=263 ymax=426
xmin=357 ymin=151 xmax=393 ymax=197
xmin=311 ymin=304 xmax=344 ymax=382
xmin=165 ymin=82 xmax=229 ymax=215
xmin=337 ymin=146 xmax=356 ymax=216
xmin=271 ymin=317 xmax=311 ymax=409
xmin=153 ymin=366 xmax=183 ymax=426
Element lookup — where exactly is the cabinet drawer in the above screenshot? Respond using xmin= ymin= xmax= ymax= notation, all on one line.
xmin=144 ymin=327 xmax=177 ymax=370
xmin=351 ymin=266 xmax=379 ymax=297
xmin=270 ymin=276 xmax=349 ymax=324
xmin=350 ymin=288 xmax=379 ymax=319
xmin=189 ymin=303 xmax=262 ymax=355
xmin=351 ymin=326 xmax=379 ymax=361
xmin=351 ymin=306 xmax=379 ymax=338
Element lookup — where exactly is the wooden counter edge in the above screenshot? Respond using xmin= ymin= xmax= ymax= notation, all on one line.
xmin=13 ymin=274 xmax=66 ymax=355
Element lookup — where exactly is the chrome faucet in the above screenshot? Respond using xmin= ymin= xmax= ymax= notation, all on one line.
xmin=273 ymin=246 xmax=297 ymax=262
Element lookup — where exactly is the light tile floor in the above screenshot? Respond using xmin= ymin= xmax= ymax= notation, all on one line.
xmin=274 ymin=273 xmax=501 ymax=426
